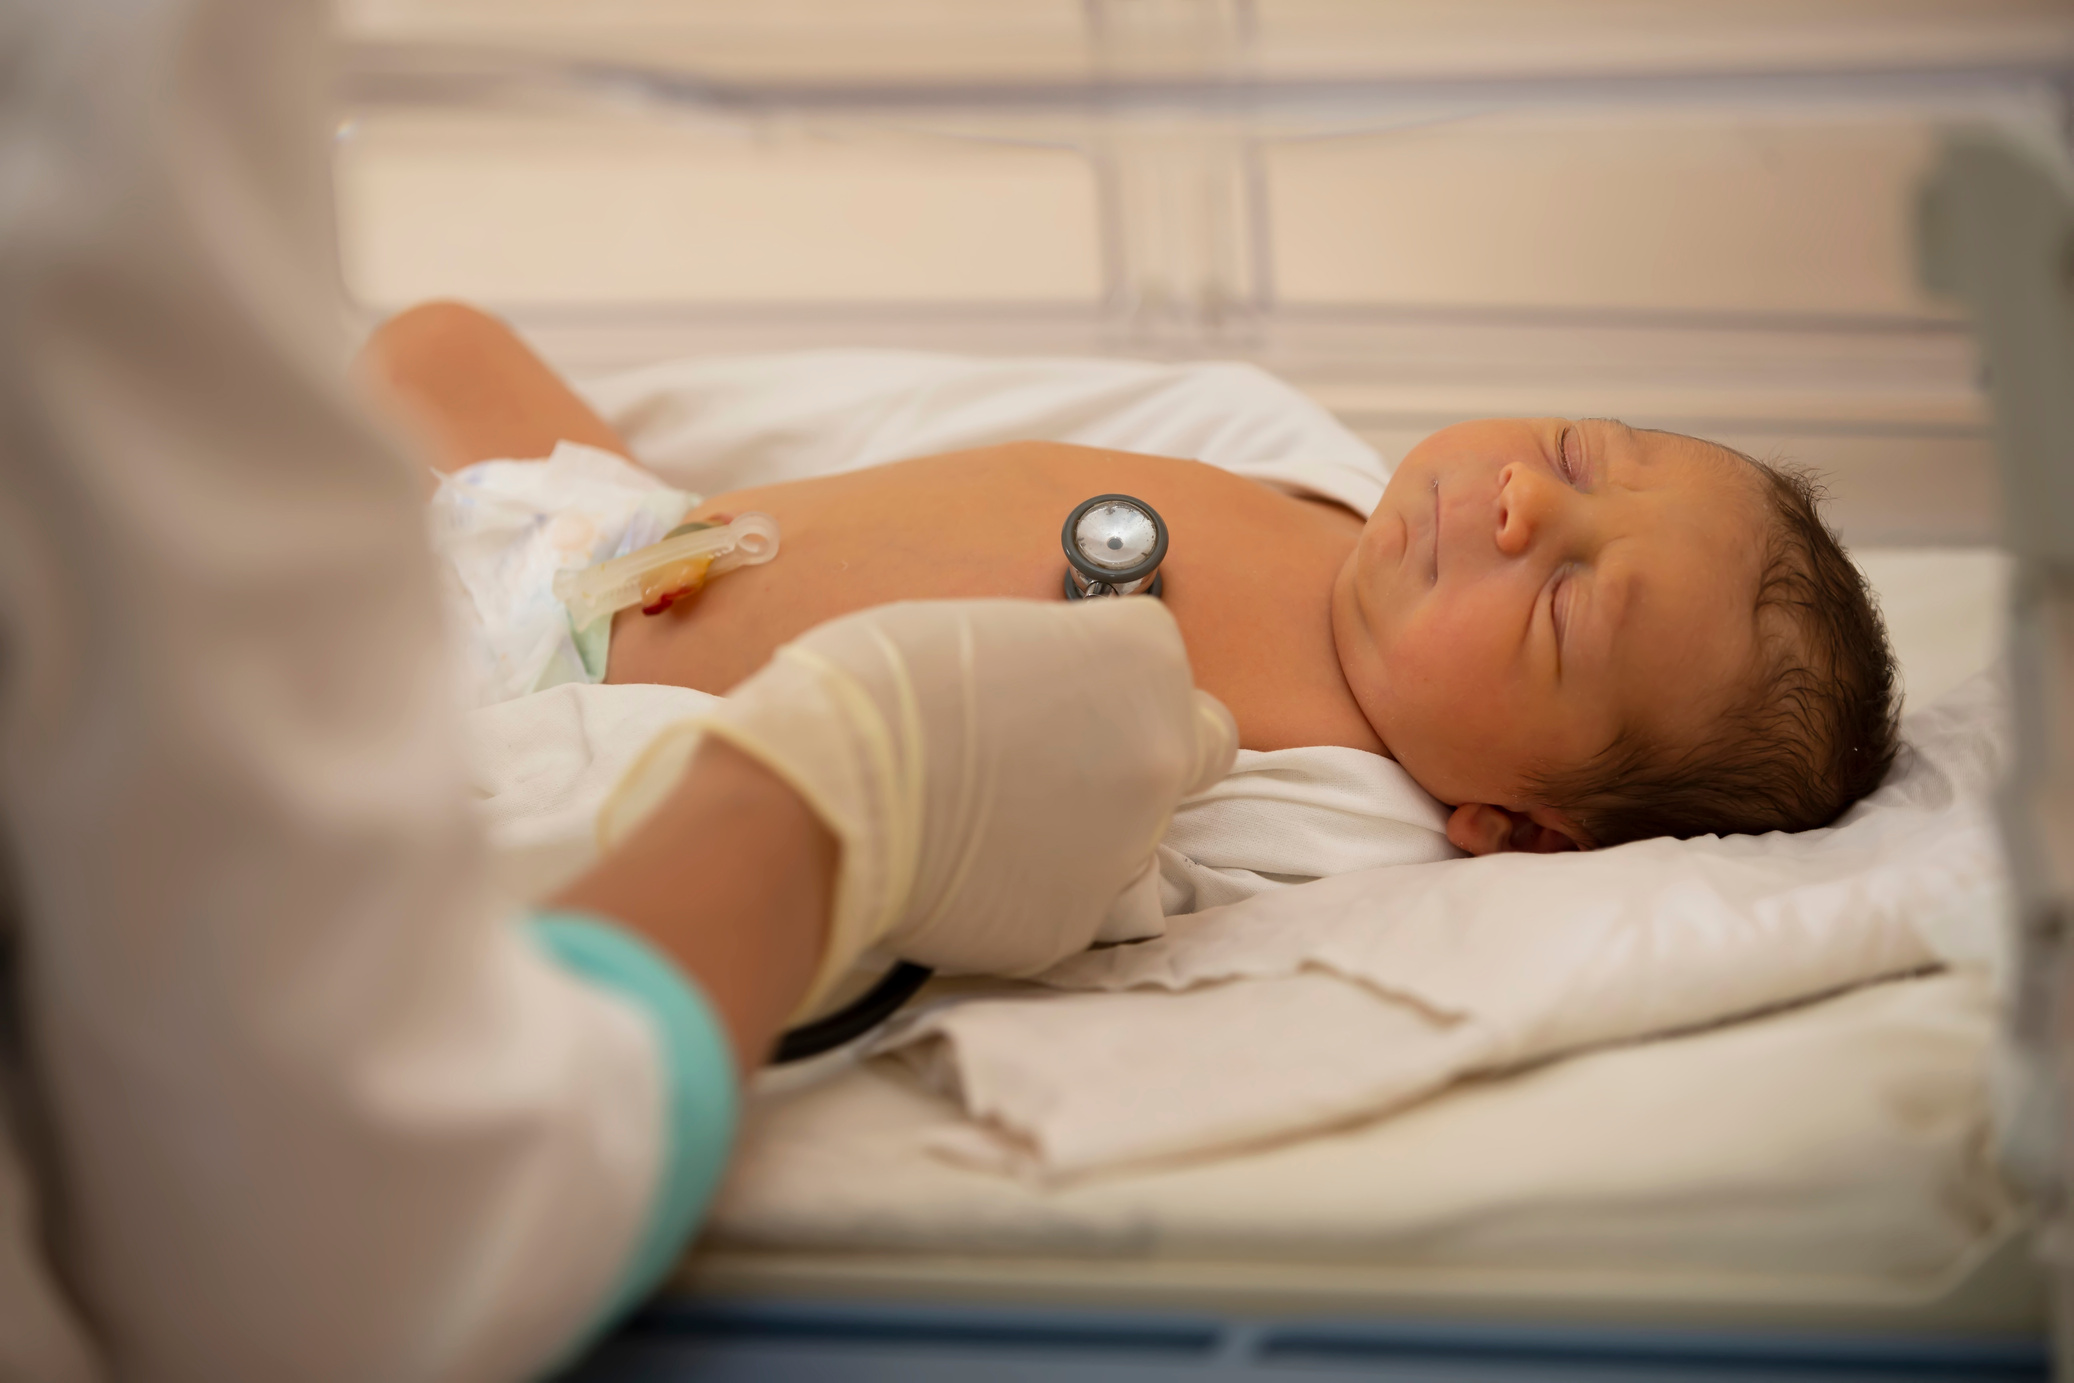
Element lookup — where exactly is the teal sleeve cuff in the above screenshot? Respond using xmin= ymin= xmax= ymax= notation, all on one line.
xmin=527 ymin=911 xmax=739 ymax=1346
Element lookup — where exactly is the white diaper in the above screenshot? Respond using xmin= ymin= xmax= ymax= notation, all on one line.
xmin=429 ymin=441 xmax=697 ymax=707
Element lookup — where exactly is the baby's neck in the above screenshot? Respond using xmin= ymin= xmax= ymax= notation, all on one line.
xmin=1182 ymin=494 xmax=1384 ymax=755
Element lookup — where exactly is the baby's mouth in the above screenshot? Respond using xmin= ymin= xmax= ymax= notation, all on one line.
xmin=1426 ymin=481 xmax=1441 ymax=584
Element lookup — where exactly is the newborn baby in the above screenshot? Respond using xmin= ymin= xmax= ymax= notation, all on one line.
xmin=370 ymin=302 xmax=1898 ymax=855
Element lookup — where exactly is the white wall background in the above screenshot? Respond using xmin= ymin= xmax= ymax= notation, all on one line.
xmin=333 ymin=0 xmax=2074 ymax=547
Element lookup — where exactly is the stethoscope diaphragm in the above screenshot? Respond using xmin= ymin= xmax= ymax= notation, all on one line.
xmin=1063 ymin=493 xmax=1167 ymax=600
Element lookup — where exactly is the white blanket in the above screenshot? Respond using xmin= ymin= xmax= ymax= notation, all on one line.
xmin=578 ymin=348 xmax=1392 ymax=518
xmin=467 ymin=350 xmax=1458 ymax=911
xmin=870 ymin=673 xmax=2005 ymax=1179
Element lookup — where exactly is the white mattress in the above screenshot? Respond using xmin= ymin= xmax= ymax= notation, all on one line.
xmin=710 ymin=971 xmax=2010 ymax=1292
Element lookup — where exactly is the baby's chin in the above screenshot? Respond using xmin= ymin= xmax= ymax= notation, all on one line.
xmin=1337 ymin=508 xmax=1408 ymax=632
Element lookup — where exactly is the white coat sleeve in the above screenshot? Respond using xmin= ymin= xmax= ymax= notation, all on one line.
xmin=0 ymin=4 xmax=736 ymax=1380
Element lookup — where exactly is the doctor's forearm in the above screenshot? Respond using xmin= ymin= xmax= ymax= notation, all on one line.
xmin=553 ymin=740 xmax=836 ymax=1077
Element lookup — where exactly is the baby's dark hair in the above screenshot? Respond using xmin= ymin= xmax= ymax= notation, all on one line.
xmin=1530 ymin=455 xmax=1899 ymax=847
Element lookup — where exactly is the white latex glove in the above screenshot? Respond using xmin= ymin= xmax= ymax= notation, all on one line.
xmin=599 ymin=598 xmax=1237 ymax=1017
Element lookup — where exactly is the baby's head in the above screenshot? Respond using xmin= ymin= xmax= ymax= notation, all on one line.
xmin=1331 ymin=418 xmax=1897 ymax=854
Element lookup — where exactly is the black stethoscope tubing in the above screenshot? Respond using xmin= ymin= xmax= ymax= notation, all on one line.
xmin=770 ymin=961 xmax=934 ymax=1064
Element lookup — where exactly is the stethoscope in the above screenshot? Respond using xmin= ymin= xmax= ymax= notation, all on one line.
xmin=771 ymin=492 xmax=1170 ymax=1064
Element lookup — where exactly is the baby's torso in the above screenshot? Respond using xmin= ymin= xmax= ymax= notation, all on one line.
xmin=605 ymin=442 xmax=1381 ymax=753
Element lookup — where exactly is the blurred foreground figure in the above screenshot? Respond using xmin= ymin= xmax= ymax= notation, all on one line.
xmin=0 ymin=4 xmax=1232 ymax=1379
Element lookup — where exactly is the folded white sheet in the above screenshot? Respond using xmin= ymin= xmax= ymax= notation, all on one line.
xmin=870 ymin=673 xmax=2005 ymax=1179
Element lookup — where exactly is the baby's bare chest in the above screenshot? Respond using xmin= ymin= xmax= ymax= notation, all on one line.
xmin=605 ymin=445 xmax=1381 ymax=752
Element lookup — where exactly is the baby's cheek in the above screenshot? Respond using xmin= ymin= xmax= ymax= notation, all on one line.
xmin=1386 ymin=653 xmax=1531 ymax=790
xmin=1381 ymin=609 xmax=1490 ymax=703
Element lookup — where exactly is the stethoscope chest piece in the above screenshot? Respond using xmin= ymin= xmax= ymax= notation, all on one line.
xmin=1063 ymin=494 xmax=1167 ymax=600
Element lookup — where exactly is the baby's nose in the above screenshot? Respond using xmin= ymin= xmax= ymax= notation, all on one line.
xmin=1494 ymin=463 xmax=1555 ymax=556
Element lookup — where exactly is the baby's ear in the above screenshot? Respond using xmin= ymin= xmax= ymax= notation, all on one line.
xmin=1446 ymin=803 xmax=1586 ymax=856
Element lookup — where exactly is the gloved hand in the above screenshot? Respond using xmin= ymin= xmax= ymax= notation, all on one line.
xmin=598 ymin=598 xmax=1237 ymax=1019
